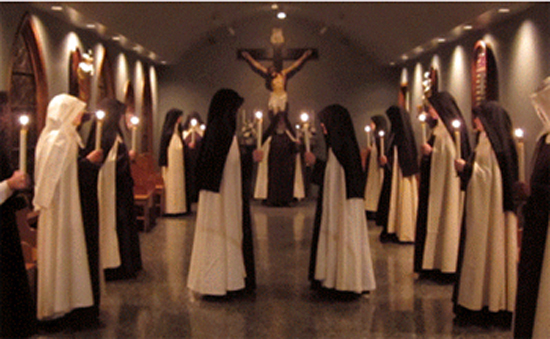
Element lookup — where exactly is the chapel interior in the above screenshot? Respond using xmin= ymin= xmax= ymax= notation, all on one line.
xmin=1 ymin=2 xmax=549 ymax=338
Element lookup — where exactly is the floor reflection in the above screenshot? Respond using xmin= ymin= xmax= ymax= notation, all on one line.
xmin=33 ymin=200 xmax=513 ymax=338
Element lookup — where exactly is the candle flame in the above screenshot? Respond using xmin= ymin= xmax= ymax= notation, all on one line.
xmin=365 ymin=125 xmax=371 ymax=133
xmin=190 ymin=118 xmax=198 ymax=127
xmin=255 ymin=111 xmax=263 ymax=120
xmin=295 ymin=124 xmax=300 ymax=130
xmin=200 ymin=124 xmax=206 ymax=131
xmin=514 ymin=128 xmax=524 ymax=138
xmin=96 ymin=110 xmax=106 ymax=120
xmin=379 ymin=130 xmax=385 ymax=137
xmin=19 ymin=115 xmax=29 ymax=126
xmin=452 ymin=119 xmax=461 ymax=129
xmin=300 ymin=113 xmax=309 ymax=122
xmin=130 ymin=116 xmax=140 ymax=126
xmin=419 ymin=113 xmax=427 ymax=122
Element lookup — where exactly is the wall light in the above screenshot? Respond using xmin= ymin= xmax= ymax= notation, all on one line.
xmin=463 ymin=25 xmax=473 ymax=30
xmin=51 ymin=5 xmax=63 ymax=11
xmin=277 ymin=12 xmax=286 ymax=19
xmin=498 ymin=8 xmax=510 ymax=13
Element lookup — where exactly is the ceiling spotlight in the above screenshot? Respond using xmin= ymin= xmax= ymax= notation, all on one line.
xmin=498 ymin=8 xmax=510 ymax=13
xmin=271 ymin=4 xmax=279 ymax=10
xmin=51 ymin=5 xmax=63 ymax=11
xmin=437 ymin=38 xmax=446 ymax=43
xmin=463 ymin=25 xmax=473 ymax=30
xmin=277 ymin=12 xmax=286 ymax=19
xmin=86 ymin=23 xmax=96 ymax=29
xmin=389 ymin=62 xmax=396 ymax=66
xmin=112 ymin=35 xmax=121 ymax=41
xmin=401 ymin=55 xmax=408 ymax=61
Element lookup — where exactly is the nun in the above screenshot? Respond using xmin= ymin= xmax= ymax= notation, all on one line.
xmin=362 ymin=114 xmax=388 ymax=220
xmin=187 ymin=89 xmax=256 ymax=296
xmin=376 ymin=105 xmax=419 ymax=243
xmin=413 ymin=91 xmax=471 ymax=278
xmin=182 ymin=111 xmax=205 ymax=205
xmin=307 ymin=104 xmax=376 ymax=295
xmin=453 ymin=101 xmax=518 ymax=328
xmin=159 ymin=109 xmax=188 ymax=215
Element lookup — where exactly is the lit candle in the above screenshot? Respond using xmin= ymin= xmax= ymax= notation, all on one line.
xmin=255 ymin=111 xmax=263 ymax=149
xmin=452 ymin=119 xmax=461 ymax=159
xmin=365 ymin=125 xmax=372 ymax=148
xmin=19 ymin=115 xmax=29 ymax=173
xmin=95 ymin=110 xmax=106 ymax=150
xmin=130 ymin=116 xmax=140 ymax=152
xmin=379 ymin=130 xmax=385 ymax=155
xmin=515 ymin=128 xmax=525 ymax=182
xmin=419 ymin=113 xmax=427 ymax=145
xmin=190 ymin=118 xmax=198 ymax=145
xmin=200 ymin=124 xmax=206 ymax=132
xmin=301 ymin=112 xmax=310 ymax=152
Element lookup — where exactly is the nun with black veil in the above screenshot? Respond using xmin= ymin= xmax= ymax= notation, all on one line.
xmin=182 ymin=111 xmax=205 ymax=205
xmin=85 ymin=98 xmax=142 ymax=281
xmin=362 ymin=114 xmax=388 ymax=220
xmin=307 ymin=104 xmax=376 ymax=295
xmin=159 ymin=109 xmax=188 ymax=215
xmin=0 ymin=94 xmax=37 ymax=337
xmin=187 ymin=89 xmax=256 ymax=296
xmin=376 ymin=105 xmax=419 ymax=243
xmin=453 ymin=101 xmax=518 ymax=328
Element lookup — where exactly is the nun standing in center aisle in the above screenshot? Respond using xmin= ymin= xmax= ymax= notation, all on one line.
xmin=187 ymin=89 xmax=256 ymax=296
xmin=376 ymin=105 xmax=419 ymax=243
xmin=362 ymin=115 xmax=388 ymax=220
xmin=85 ymin=98 xmax=143 ymax=281
xmin=159 ymin=109 xmax=188 ymax=215
xmin=182 ymin=111 xmax=205 ymax=206
xmin=413 ymin=91 xmax=471 ymax=278
xmin=307 ymin=104 xmax=376 ymax=295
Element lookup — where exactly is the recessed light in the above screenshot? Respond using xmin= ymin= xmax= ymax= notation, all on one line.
xmin=86 ymin=23 xmax=96 ymax=29
xmin=112 ymin=36 xmax=121 ymax=41
xmin=498 ymin=8 xmax=510 ymax=13
xmin=464 ymin=25 xmax=473 ymax=30
xmin=437 ymin=38 xmax=446 ymax=43
xmin=401 ymin=55 xmax=408 ymax=61
xmin=51 ymin=5 xmax=63 ymax=11
xmin=161 ymin=61 xmax=167 ymax=65
xmin=277 ymin=12 xmax=286 ymax=19
xmin=390 ymin=62 xmax=396 ymax=66
xmin=271 ymin=4 xmax=278 ymax=10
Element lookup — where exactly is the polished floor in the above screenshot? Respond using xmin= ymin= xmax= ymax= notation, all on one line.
xmin=34 ymin=200 xmax=512 ymax=338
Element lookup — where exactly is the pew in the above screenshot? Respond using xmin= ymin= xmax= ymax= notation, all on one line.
xmin=131 ymin=153 xmax=164 ymax=232
xmin=15 ymin=208 xmax=38 ymax=301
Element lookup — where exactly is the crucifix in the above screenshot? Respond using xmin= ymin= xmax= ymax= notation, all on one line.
xmin=238 ymin=28 xmax=318 ymax=117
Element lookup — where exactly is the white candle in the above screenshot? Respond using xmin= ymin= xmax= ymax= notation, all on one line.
xmin=419 ymin=113 xmax=427 ymax=145
xmin=95 ymin=110 xmax=105 ymax=150
xmin=515 ymin=128 xmax=525 ymax=182
xmin=365 ymin=125 xmax=372 ymax=148
xmin=190 ymin=118 xmax=198 ymax=145
xmin=19 ymin=115 xmax=29 ymax=173
xmin=255 ymin=111 xmax=263 ymax=149
xmin=379 ymin=130 xmax=385 ymax=155
xmin=130 ymin=116 xmax=140 ymax=152
xmin=452 ymin=119 xmax=461 ymax=159
xmin=301 ymin=113 xmax=310 ymax=152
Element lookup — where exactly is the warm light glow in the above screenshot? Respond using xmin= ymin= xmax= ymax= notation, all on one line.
xmin=86 ymin=23 xmax=96 ymax=29
xmin=419 ymin=113 xmax=427 ymax=122
xmin=295 ymin=124 xmax=300 ymax=130
xmin=200 ymin=124 xmax=206 ymax=131
xmin=463 ymin=25 xmax=473 ymax=30
xmin=401 ymin=55 xmax=408 ymax=61
xmin=190 ymin=118 xmax=198 ymax=127
xmin=19 ymin=115 xmax=29 ymax=126
xmin=271 ymin=3 xmax=279 ymax=10
xmin=51 ymin=5 xmax=63 ymax=11
xmin=300 ymin=113 xmax=309 ymax=122
xmin=277 ymin=12 xmax=286 ymax=19
xmin=452 ymin=119 xmax=461 ymax=129
xmin=255 ymin=111 xmax=263 ymax=120
xmin=515 ymin=128 xmax=524 ymax=139
xmin=437 ymin=38 xmax=446 ymax=43
xmin=379 ymin=131 xmax=385 ymax=137
xmin=498 ymin=8 xmax=510 ymax=13
xmin=130 ymin=116 xmax=140 ymax=126
xmin=365 ymin=125 xmax=371 ymax=133
xmin=389 ymin=62 xmax=396 ymax=66
xmin=112 ymin=36 xmax=121 ymax=41
xmin=96 ymin=110 xmax=106 ymax=120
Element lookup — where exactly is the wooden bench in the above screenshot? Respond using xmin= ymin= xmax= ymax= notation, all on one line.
xmin=16 ymin=208 xmax=38 ymax=301
xmin=131 ymin=153 xmax=163 ymax=232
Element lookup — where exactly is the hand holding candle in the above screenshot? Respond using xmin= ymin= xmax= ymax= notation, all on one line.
xmin=19 ymin=115 xmax=29 ymax=173
xmin=452 ymin=119 xmax=461 ymax=159
xmin=95 ymin=110 xmax=106 ymax=150
xmin=379 ymin=130 xmax=385 ymax=155
xmin=515 ymin=128 xmax=525 ymax=182
xmin=255 ymin=111 xmax=263 ymax=150
xmin=301 ymin=112 xmax=310 ymax=152
xmin=130 ymin=116 xmax=140 ymax=152
xmin=419 ymin=113 xmax=427 ymax=145
xmin=365 ymin=125 xmax=372 ymax=148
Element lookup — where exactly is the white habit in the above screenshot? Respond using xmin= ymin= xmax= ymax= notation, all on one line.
xmin=187 ymin=137 xmax=246 ymax=295
xmin=457 ymin=132 xmax=517 ymax=313
xmin=364 ymin=144 xmax=384 ymax=212
xmin=162 ymin=126 xmax=187 ymax=214
xmin=33 ymin=94 xmax=93 ymax=320
xmin=315 ymin=150 xmax=376 ymax=293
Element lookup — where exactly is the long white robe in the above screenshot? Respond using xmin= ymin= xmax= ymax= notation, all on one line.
xmin=253 ymin=134 xmax=305 ymax=200
xmin=162 ymin=128 xmax=187 ymax=214
xmin=387 ymin=147 xmax=418 ymax=242
xmin=457 ymin=132 xmax=517 ymax=313
xmin=187 ymin=137 xmax=246 ymax=295
xmin=315 ymin=150 xmax=376 ymax=293
xmin=421 ymin=122 xmax=464 ymax=272
xmin=34 ymin=96 xmax=93 ymax=320
xmin=364 ymin=144 xmax=384 ymax=212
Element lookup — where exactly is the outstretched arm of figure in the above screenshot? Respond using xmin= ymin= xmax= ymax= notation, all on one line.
xmin=241 ymin=51 xmax=268 ymax=76
xmin=282 ymin=49 xmax=313 ymax=77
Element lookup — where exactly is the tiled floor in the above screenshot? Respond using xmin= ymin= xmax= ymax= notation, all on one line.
xmin=34 ymin=200 xmax=512 ymax=338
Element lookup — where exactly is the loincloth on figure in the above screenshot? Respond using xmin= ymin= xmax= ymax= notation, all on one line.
xmin=268 ymin=92 xmax=288 ymax=114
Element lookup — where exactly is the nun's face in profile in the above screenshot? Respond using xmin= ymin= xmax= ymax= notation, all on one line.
xmin=473 ymin=116 xmax=484 ymax=132
xmin=320 ymin=122 xmax=328 ymax=135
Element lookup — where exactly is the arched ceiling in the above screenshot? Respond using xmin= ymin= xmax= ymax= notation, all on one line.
xmin=34 ymin=2 xmax=534 ymax=66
